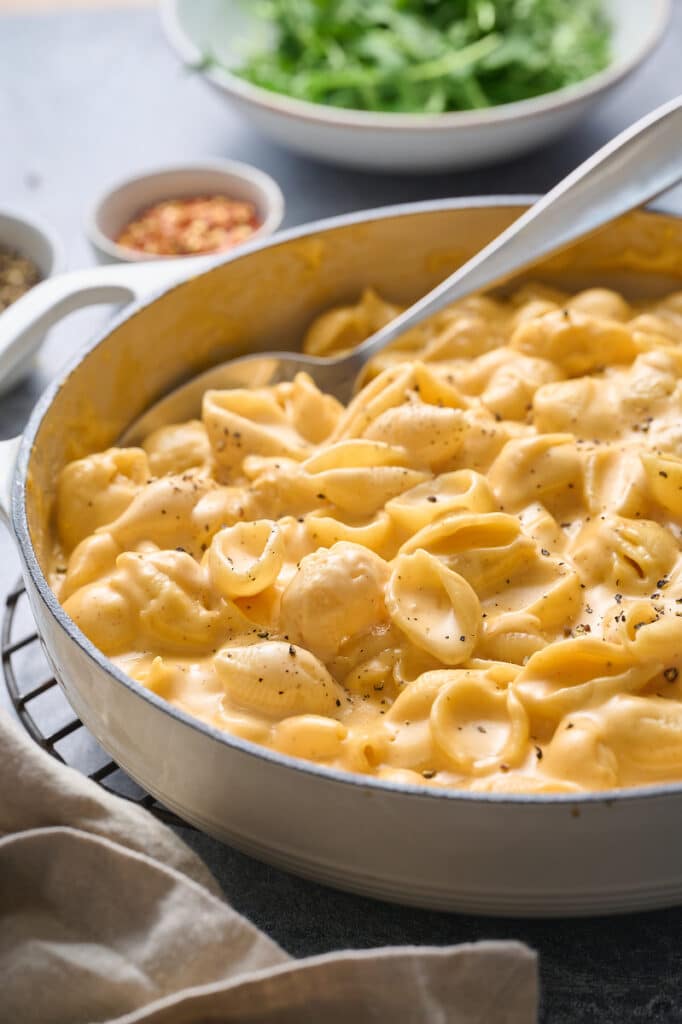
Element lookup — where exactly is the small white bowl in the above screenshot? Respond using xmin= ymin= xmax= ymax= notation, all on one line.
xmin=0 ymin=207 xmax=63 ymax=390
xmin=86 ymin=159 xmax=286 ymax=263
xmin=0 ymin=207 xmax=62 ymax=282
xmin=160 ymin=0 xmax=671 ymax=173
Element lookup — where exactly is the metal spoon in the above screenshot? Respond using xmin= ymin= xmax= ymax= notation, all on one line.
xmin=122 ymin=95 xmax=682 ymax=446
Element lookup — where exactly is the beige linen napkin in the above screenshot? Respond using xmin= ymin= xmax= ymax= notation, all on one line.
xmin=0 ymin=710 xmax=538 ymax=1023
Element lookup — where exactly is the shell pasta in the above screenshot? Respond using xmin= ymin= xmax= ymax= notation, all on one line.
xmin=51 ymin=285 xmax=682 ymax=792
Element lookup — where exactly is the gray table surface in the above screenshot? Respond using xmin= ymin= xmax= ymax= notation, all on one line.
xmin=2 ymin=6 xmax=682 ymax=1021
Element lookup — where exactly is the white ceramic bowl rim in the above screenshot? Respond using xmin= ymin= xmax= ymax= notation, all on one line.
xmin=0 ymin=205 xmax=64 ymax=278
xmin=86 ymin=158 xmax=286 ymax=263
xmin=160 ymin=0 xmax=671 ymax=131
xmin=14 ymin=193 xmax=682 ymax=809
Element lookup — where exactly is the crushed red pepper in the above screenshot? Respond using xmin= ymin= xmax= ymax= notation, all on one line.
xmin=116 ymin=195 xmax=260 ymax=256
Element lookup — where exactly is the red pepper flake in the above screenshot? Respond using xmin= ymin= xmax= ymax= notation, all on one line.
xmin=116 ymin=195 xmax=260 ymax=256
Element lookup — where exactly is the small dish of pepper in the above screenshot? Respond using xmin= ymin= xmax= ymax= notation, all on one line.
xmin=0 ymin=208 xmax=61 ymax=313
xmin=87 ymin=160 xmax=285 ymax=263
xmin=0 ymin=247 xmax=41 ymax=313
xmin=0 ymin=207 xmax=62 ymax=390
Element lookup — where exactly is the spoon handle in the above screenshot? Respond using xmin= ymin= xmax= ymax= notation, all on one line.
xmin=349 ymin=94 xmax=682 ymax=374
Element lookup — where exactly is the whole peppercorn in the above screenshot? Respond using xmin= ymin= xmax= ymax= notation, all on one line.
xmin=0 ymin=248 xmax=41 ymax=312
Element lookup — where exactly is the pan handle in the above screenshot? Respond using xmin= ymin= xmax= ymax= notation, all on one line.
xmin=0 ymin=435 xmax=21 ymax=531
xmin=0 ymin=256 xmax=215 ymax=394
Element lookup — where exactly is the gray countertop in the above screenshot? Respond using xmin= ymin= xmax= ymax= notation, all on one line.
xmin=2 ymin=6 xmax=682 ymax=1021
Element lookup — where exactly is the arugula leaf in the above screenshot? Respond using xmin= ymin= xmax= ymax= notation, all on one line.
xmin=216 ymin=0 xmax=611 ymax=113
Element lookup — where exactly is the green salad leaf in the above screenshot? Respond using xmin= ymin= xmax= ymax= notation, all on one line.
xmin=218 ymin=0 xmax=611 ymax=114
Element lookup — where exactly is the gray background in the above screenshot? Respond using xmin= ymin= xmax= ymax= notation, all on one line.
xmin=1 ymin=5 xmax=682 ymax=1020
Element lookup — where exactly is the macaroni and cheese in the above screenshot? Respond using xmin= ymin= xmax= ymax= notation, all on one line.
xmin=51 ymin=285 xmax=682 ymax=793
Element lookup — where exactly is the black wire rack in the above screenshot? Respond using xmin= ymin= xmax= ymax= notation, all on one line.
xmin=1 ymin=580 xmax=193 ymax=830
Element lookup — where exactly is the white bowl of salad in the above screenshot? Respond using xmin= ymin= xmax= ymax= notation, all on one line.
xmin=161 ymin=0 xmax=671 ymax=172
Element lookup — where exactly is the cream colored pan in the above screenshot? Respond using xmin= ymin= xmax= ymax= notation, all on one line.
xmin=2 ymin=199 xmax=682 ymax=915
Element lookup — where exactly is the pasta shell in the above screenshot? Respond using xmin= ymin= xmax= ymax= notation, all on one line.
xmin=513 ymin=637 xmax=660 ymax=727
xmin=476 ymin=610 xmax=547 ymax=666
xmin=56 ymin=447 xmax=149 ymax=551
xmin=209 ymin=520 xmax=284 ymax=598
xmin=386 ymin=550 xmax=480 ymax=664
xmin=399 ymin=511 xmax=520 ymax=559
xmin=430 ymin=671 xmax=529 ymax=774
xmin=108 ymin=473 xmax=214 ymax=556
xmin=566 ymin=288 xmax=631 ymax=322
xmin=605 ymin=598 xmax=682 ymax=679
xmin=300 ymin=437 xmax=427 ymax=517
xmin=143 ymin=420 xmax=211 ymax=475
xmin=302 ymin=459 xmax=427 ymax=517
xmin=386 ymin=471 xmax=495 ymax=534
xmin=571 ymin=515 xmax=678 ymax=594
xmin=331 ymin=364 xmax=416 ymax=441
xmin=532 ymin=377 xmax=620 ymax=440
xmin=364 ymin=404 xmax=468 ymax=469
xmin=305 ymin=511 xmax=392 ymax=558
xmin=280 ymin=542 xmax=390 ymax=662
xmin=487 ymin=434 xmax=583 ymax=513
xmin=63 ymin=580 xmax=136 ymax=656
xmin=303 ymin=288 xmax=400 ymax=358
xmin=191 ymin=486 xmax=253 ymax=543
xmin=303 ymin=439 xmax=410 ymax=472
xmin=60 ymin=532 xmax=121 ymax=600
xmin=583 ymin=446 xmax=649 ymax=518
xmin=541 ymin=714 xmax=620 ymax=790
xmin=400 ymin=513 xmax=538 ymax=603
xmin=216 ymin=642 xmax=346 ymax=717
xmin=412 ymin=363 xmax=470 ymax=408
xmin=203 ymin=388 xmax=310 ymax=470
xmin=386 ymin=670 xmax=452 ymax=723
xmin=285 ymin=372 xmax=343 ymax=443
xmin=480 ymin=352 xmax=560 ymax=421
xmin=115 ymin=549 xmax=253 ymax=655
xmin=641 ymin=452 xmax=682 ymax=515
xmin=272 ymin=715 xmax=347 ymax=760
xmin=511 ymin=309 xmax=638 ymax=376
xmin=582 ymin=695 xmax=682 ymax=785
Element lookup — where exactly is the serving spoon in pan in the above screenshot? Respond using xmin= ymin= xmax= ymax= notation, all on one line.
xmin=121 ymin=95 xmax=682 ymax=446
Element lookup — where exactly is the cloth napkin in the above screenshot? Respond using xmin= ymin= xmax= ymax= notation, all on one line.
xmin=0 ymin=710 xmax=538 ymax=1023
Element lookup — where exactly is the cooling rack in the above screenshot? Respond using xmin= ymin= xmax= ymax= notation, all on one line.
xmin=1 ymin=580 xmax=192 ymax=830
